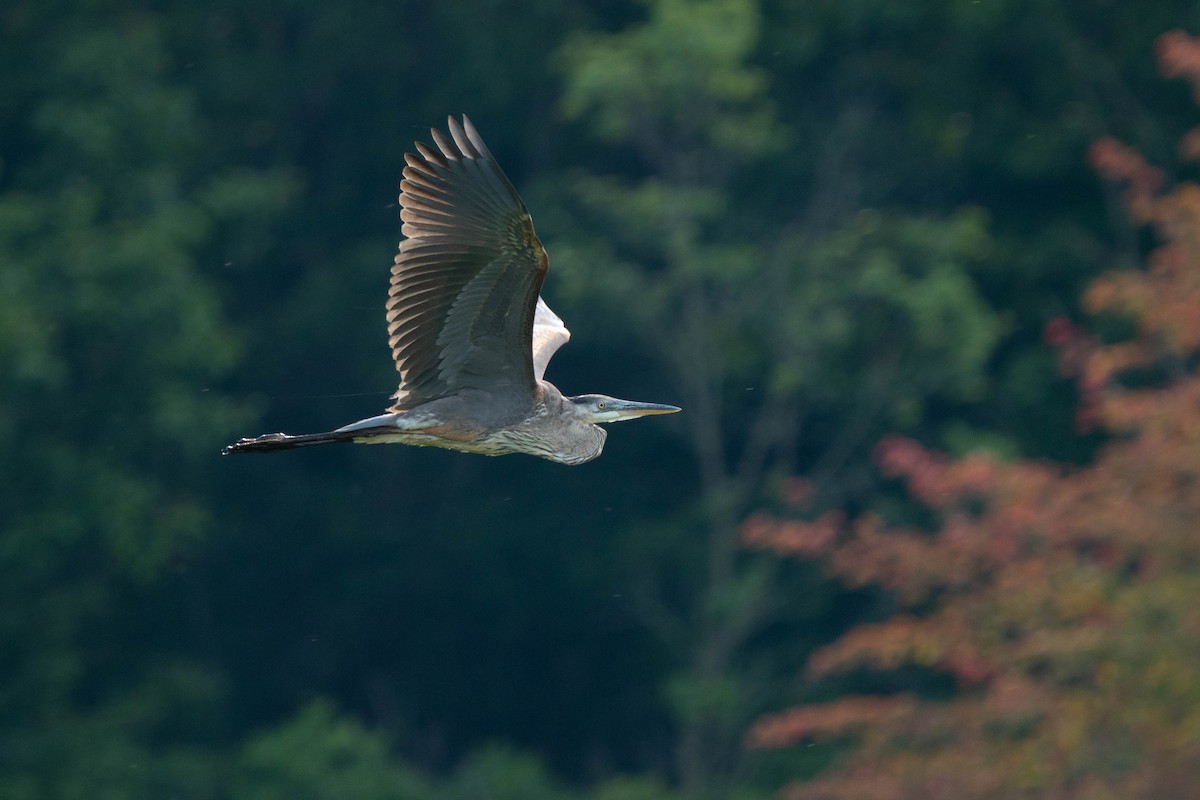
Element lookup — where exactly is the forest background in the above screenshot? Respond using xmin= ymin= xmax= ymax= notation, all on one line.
xmin=4 ymin=1 xmax=1200 ymax=798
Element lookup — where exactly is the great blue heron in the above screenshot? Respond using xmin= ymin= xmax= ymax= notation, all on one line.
xmin=223 ymin=116 xmax=679 ymax=465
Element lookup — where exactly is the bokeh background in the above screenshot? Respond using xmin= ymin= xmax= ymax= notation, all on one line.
xmin=4 ymin=1 xmax=1200 ymax=798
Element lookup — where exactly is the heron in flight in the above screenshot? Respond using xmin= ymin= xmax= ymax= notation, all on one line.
xmin=223 ymin=116 xmax=679 ymax=465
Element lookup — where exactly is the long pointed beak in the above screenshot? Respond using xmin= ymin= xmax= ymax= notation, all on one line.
xmin=608 ymin=400 xmax=682 ymax=420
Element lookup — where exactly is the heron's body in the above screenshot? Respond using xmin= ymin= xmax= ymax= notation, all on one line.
xmin=224 ymin=116 xmax=677 ymax=464
xmin=333 ymin=382 xmax=607 ymax=465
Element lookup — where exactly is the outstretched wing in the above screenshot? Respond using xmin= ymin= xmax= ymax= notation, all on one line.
xmin=387 ymin=115 xmax=550 ymax=410
xmin=531 ymin=296 xmax=570 ymax=381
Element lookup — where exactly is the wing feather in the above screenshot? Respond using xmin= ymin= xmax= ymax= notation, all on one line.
xmin=387 ymin=115 xmax=555 ymax=410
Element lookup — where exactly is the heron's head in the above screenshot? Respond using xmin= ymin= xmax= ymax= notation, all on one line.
xmin=568 ymin=394 xmax=681 ymax=424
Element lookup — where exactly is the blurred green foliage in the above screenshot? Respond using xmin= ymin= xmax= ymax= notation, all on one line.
xmin=1 ymin=0 xmax=1197 ymax=798
xmin=233 ymin=701 xmax=434 ymax=800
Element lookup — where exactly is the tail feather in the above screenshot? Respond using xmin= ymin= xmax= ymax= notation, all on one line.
xmin=222 ymin=429 xmax=357 ymax=455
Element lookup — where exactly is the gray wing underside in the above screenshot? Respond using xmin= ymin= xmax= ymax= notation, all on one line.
xmin=387 ymin=115 xmax=553 ymax=410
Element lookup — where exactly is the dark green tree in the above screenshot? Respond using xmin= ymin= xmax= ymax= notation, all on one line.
xmin=0 ymin=6 xmax=293 ymax=797
xmin=547 ymin=1 xmax=1005 ymax=794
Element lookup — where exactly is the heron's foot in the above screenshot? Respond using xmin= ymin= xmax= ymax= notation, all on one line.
xmin=221 ymin=432 xmax=289 ymax=455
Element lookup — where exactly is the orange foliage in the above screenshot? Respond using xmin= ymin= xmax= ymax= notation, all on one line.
xmin=744 ymin=32 xmax=1200 ymax=799
xmin=1158 ymin=30 xmax=1200 ymax=101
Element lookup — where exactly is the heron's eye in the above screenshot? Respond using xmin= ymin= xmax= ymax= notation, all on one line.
xmin=597 ymin=401 xmax=606 ymax=409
